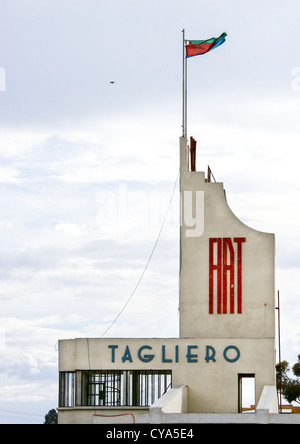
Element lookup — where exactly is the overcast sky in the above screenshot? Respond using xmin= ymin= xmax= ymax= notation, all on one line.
xmin=0 ymin=0 xmax=300 ymax=423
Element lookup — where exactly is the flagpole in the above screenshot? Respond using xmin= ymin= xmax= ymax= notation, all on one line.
xmin=182 ymin=29 xmax=187 ymax=138
xmin=185 ymin=33 xmax=187 ymax=138
xmin=182 ymin=29 xmax=185 ymax=137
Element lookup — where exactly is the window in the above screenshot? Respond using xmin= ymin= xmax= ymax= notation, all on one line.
xmin=59 ymin=370 xmax=172 ymax=408
xmin=85 ymin=370 xmax=121 ymax=407
xmin=83 ymin=370 xmax=172 ymax=407
xmin=59 ymin=372 xmax=75 ymax=407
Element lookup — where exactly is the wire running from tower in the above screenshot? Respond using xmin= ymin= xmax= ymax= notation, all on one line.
xmin=100 ymin=170 xmax=180 ymax=337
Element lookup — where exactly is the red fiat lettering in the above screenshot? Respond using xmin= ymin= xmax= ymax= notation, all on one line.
xmin=209 ymin=237 xmax=245 ymax=314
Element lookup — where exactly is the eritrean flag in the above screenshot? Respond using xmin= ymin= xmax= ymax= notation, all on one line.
xmin=186 ymin=32 xmax=227 ymax=58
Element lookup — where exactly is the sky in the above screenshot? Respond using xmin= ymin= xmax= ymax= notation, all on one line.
xmin=0 ymin=0 xmax=300 ymax=423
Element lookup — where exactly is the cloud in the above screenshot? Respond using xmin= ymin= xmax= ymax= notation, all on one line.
xmin=1 ymin=0 xmax=300 ymax=421
xmin=0 ymin=166 xmax=21 ymax=184
xmin=55 ymin=223 xmax=85 ymax=237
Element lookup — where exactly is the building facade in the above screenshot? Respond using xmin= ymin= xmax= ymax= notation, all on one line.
xmin=58 ymin=136 xmax=278 ymax=424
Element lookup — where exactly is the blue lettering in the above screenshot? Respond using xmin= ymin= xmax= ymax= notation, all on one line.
xmin=162 ymin=345 xmax=172 ymax=362
xmin=122 ymin=345 xmax=133 ymax=362
xmin=186 ymin=345 xmax=198 ymax=363
xmin=108 ymin=345 xmax=118 ymax=362
xmin=223 ymin=345 xmax=240 ymax=362
xmin=205 ymin=345 xmax=216 ymax=363
xmin=109 ymin=343 xmax=241 ymax=364
xmin=138 ymin=345 xmax=154 ymax=362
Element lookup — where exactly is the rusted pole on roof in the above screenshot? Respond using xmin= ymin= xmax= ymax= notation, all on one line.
xmin=190 ymin=136 xmax=197 ymax=171
xmin=276 ymin=290 xmax=282 ymax=413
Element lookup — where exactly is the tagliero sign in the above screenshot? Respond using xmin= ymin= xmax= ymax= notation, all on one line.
xmin=108 ymin=344 xmax=240 ymax=364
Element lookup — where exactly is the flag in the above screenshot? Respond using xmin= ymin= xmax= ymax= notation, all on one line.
xmin=186 ymin=32 xmax=227 ymax=58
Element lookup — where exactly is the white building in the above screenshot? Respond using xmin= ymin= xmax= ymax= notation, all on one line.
xmin=57 ymin=136 xmax=299 ymax=424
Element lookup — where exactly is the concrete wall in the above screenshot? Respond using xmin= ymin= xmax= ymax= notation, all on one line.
xmin=177 ymin=136 xmax=276 ymax=412
xmin=179 ymin=136 xmax=275 ymax=340
xmin=59 ymin=407 xmax=148 ymax=425
xmin=59 ymin=336 xmax=275 ymax=414
xmin=92 ymin=385 xmax=300 ymax=424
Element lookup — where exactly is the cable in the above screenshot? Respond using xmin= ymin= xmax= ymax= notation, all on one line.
xmin=0 ymin=409 xmax=44 ymax=423
xmin=100 ymin=170 xmax=180 ymax=337
xmin=0 ymin=415 xmax=42 ymax=423
xmin=0 ymin=409 xmax=43 ymax=417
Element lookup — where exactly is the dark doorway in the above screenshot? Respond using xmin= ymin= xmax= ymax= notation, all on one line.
xmin=238 ymin=374 xmax=255 ymax=413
